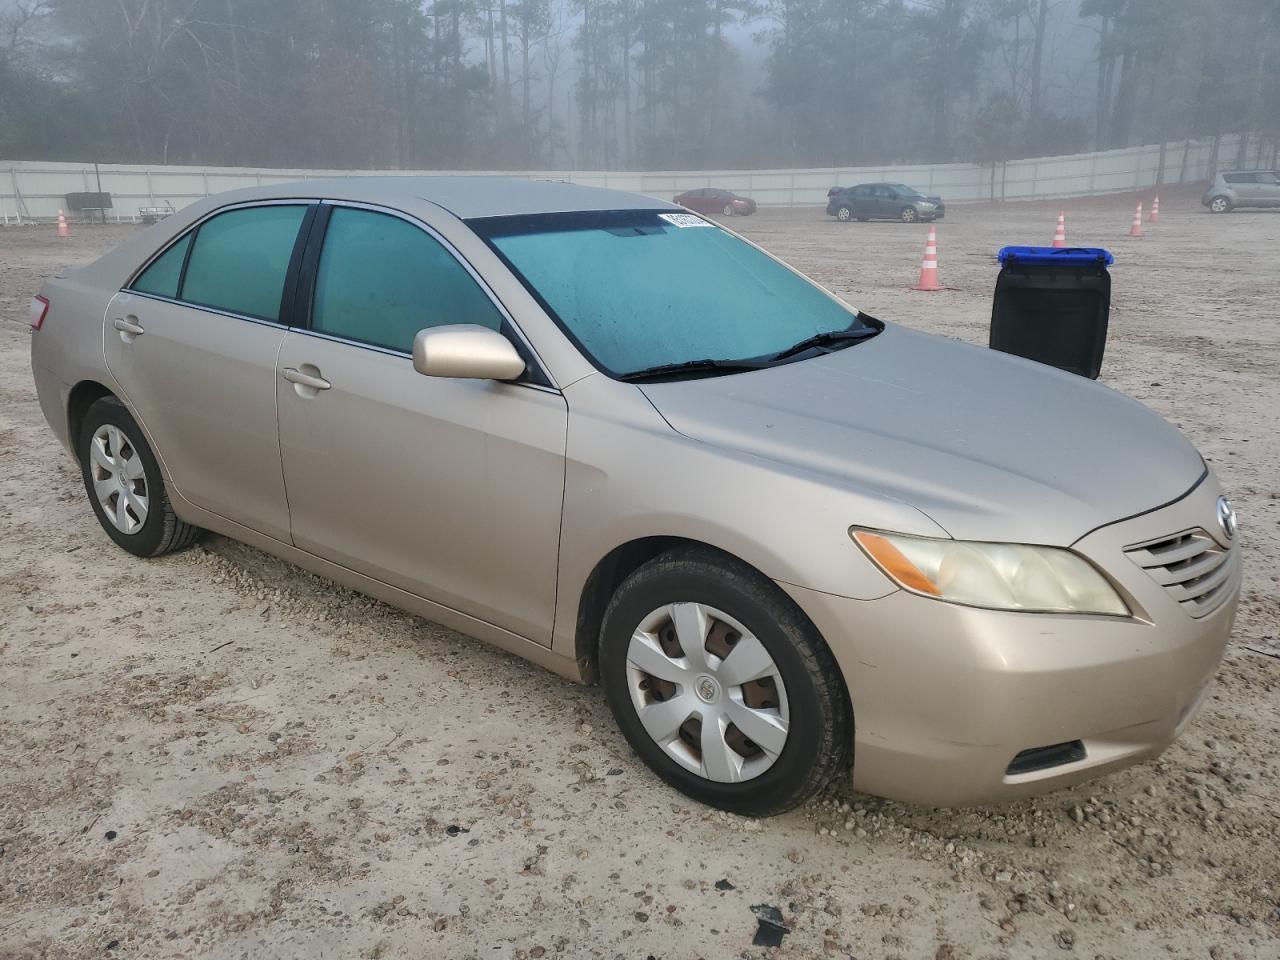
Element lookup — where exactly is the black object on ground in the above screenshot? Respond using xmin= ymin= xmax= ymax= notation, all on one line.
xmin=990 ymin=246 xmax=1113 ymax=380
xmin=750 ymin=904 xmax=789 ymax=947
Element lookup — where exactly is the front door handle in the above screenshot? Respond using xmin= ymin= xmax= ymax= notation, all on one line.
xmin=281 ymin=366 xmax=331 ymax=392
xmin=112 ymin=316 xmax=145 ymax=339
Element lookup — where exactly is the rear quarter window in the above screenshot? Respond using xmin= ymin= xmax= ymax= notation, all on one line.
xmin=131 ymin=233 xmax=193 ymax=299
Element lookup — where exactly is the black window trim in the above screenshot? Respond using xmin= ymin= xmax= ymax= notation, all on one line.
xmin=289 ymin=199 xmax=555 ymax=390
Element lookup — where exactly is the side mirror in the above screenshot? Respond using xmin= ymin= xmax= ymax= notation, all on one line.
xmin=412 ymin=325 xmax=526 ymax=381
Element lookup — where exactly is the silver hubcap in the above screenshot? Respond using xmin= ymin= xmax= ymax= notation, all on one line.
xmin=837 ymin=208 xmax=851 ymax=221
xmin=625 ymin=603 xmax=790 ymax=784
xmin=89 ymin=424 xmax=149 ymax=534
xmin=1212 ymin=198 xmax=1228 ymax=212
xmin=903 ymin=208 xmax=916 ymax=222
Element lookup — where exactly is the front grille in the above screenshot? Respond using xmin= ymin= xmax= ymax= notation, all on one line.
xmin=1124 ymin=528 xmax=1235 ymax=618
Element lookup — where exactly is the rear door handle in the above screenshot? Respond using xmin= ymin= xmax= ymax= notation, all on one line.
xmin=112 ymin=316 xmax=145 ymax=336
xmin=281 ymin=367 xmax=331 ymax=391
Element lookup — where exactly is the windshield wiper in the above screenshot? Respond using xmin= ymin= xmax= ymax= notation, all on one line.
xmin=770 ymin=325 xmax=882 ymax=362
xmin=617 ymin=357 xmax=772 ymax=383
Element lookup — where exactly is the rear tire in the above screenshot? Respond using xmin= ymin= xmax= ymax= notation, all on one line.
xmin=78 ymin=396 xmax=202 ymax=558
xmin=835 ymin=205 xmax=853 ymax=222
xmin=599 ymin=547 xmax=852 ymax=816
xmin=1209 ymin=196 xmax=1232 ymax=214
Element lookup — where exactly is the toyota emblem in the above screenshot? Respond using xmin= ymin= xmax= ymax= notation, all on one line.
xmin=1216 ymin=496 xmax=1237 ymax=541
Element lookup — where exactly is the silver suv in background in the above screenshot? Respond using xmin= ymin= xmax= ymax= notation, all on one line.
xmin=1203 ymin=170 xmax=1280 ymax=213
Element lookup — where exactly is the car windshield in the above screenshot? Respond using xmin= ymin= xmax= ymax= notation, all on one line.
xmin=474 ymin=210 xmax=876 ymax=378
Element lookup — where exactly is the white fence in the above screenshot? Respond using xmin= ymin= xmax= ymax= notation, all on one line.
xmin=2 ymin=134 xmax=1275 ymax=222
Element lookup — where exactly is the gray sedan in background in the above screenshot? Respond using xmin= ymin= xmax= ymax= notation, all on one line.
xmin=30 ymin=177 xmax=1238 ymax=814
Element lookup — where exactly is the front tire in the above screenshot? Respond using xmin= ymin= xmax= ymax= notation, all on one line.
xmin=599 ymin=547 xmax=852 ymax=816
xmin=78 ymin=396 xmax=202 ymax=557
xmin=900 ymin=206 xmax=919 ymax=223
xmin=1209 ymin=196 xmax=1232 ymax=214
xmin=722 ymin=203 xmax=735 ymax=217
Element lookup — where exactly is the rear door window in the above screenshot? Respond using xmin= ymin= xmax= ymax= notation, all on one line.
xmin=309 ymin=207 xmax=504 ymax=353
xmin=131 ymin=233 xmax=193 ymax=299
xmin=181 ymin=205 xmax=308 ymax=322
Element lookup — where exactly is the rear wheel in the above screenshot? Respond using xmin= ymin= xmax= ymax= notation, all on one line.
xmin=900 ymin=206 xmax=919 ymax=223
xmin=599 ymin=547 xmax=852 ymax=816
xmin=1209 ymin=195 xmax=1232 ymax=214
xmin=835 ymin=205 xmax=853 ymax=222
xmin=78 ymin=396 xmax=201 ymax=557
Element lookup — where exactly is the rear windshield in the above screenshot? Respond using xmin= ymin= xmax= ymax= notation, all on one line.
xmin=471 ymin=210 xmax=869 ymax=377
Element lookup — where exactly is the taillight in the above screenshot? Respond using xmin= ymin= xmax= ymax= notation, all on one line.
xmin=30 ymin=295 xmax=50 ymax=331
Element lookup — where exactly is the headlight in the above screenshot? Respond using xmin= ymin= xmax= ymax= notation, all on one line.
xmin=850 ymin=529 xmax=1129 ymax=616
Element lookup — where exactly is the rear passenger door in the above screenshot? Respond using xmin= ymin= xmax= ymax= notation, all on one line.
xmin=870 ymin=185 xmax=895 ymax=218
xmin=274 ymin=203 xmax=568 ymax=644
xmin=1232 ymin=173 xmax=1267 ymax=206
xmin=104 ymin=202 xmax=314 ymax=542
xmin=851 ymin=186 xmax=874 ymax=219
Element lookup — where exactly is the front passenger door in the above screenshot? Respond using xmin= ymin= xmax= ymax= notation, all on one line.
xmin=274 ymin=205 xmax=568 ymax=643
xmin=1257 ymin=171 xmax=1280 ymax=207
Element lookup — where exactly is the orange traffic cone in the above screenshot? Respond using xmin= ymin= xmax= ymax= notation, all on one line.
xmin=1149 ymin=195 xmax=1160 ymax=223
xmin=1128 ymin=203 xmax=1144 ymax=238
xmin=1052 ymin=211 xmax=1067 ymax=248
xmin=914 ymin=225 xmax=942 ymax=291
xmin=57 ymin=209 xmax=70 ymax=239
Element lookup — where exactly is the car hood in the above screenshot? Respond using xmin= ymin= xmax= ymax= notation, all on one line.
xmin=638 ymin=324 xmax=1206 ymax=547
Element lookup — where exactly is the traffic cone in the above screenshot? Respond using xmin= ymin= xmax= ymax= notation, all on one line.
xmin=57 ymin=210 xmax=70 ymax=239
xmin=1052 ymin=211 xmax=1067 ymax=248
xmin=1128 ymin=203 xmax=1144 ymax=238
xmin=914 ymin=225 xmax=942 ymax=291
xmin=1149 ymin=195 xmax=1160 ymax=223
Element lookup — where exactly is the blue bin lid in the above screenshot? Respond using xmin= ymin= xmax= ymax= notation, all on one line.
xmin=997 ymin=245 xmax=1114 ymax=267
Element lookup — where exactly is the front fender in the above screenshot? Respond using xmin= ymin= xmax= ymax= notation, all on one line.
xmin=550 ymin=375 xmax=946 ymax=658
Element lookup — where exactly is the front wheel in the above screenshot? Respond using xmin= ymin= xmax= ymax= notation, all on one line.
xmin=599 ymin=548 xmax=852 ymax=816
xmin=834 ymin=205 xmax=853 ymax=222
xmin=1209 ymin=196 xmax=1232 ymax=214
xmin=900 ymin=206 xmax=919 ymax=223
xmin=78 ymin=396 xmax=202 ymax=557
xmin=722 ymin=203 xmax=735 ymax=217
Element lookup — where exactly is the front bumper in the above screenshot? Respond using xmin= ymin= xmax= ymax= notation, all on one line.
xmin=782 ymin=474 xmax=1239 ymax=807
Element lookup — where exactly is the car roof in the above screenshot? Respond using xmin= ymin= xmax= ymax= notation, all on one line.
xmin=184 ymin=175 xmax=677 ymax=220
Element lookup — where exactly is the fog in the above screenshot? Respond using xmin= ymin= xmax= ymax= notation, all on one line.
xmin=0 ymin=0 xmax=1276 ymax=171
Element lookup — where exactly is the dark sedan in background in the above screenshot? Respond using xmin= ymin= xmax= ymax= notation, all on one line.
xmin=827 ymin=183 xmax=945 ymax=223
xmin=674 ymin=187 xmax=758 ymax=216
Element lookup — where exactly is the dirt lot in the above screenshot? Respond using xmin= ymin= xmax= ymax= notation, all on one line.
xmin=2 ymin=192 xmax=1279 ymax=960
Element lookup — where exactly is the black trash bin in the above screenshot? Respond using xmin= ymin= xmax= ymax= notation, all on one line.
xmin=989 ymin=246 xmax=1114 ymax=380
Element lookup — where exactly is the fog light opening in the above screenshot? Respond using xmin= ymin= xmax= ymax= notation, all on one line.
xmin=1006 ymin=740 xmax=1087 ymax=776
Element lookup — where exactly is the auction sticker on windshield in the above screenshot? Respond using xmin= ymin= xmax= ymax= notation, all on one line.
xmin=659 ymin=213 xmax=714 ymax=228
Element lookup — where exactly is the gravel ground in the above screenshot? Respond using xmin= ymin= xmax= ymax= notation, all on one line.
xmin=2 ymin=191 xmax=1279 ymax=960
